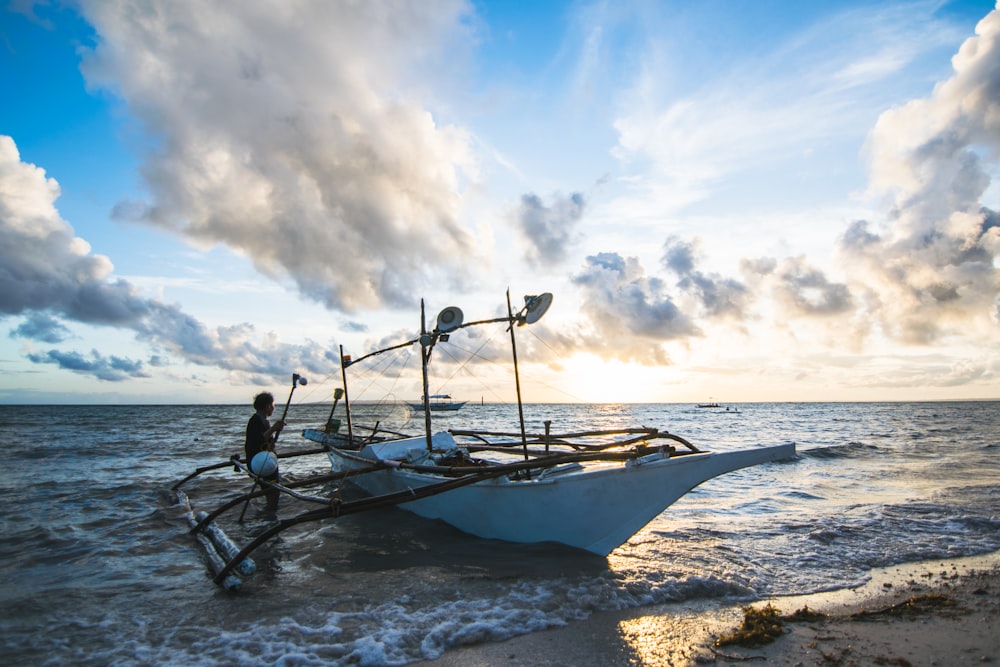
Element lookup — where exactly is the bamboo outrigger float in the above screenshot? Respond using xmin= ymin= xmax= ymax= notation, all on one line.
xmin=173 ymin=291 xmax=796 ymax=589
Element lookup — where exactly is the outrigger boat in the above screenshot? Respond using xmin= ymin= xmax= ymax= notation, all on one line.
xmin=173 ymin=291 xmax=795 ymax=590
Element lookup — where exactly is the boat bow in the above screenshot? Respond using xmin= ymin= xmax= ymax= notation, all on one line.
xmin=324 ymin=434 xmax=795 ymax=556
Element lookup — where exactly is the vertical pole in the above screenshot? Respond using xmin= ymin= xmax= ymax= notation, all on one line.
xmin=237 ymin=480 xmax=259 ymax=522
xmin=325 ymin=387 xmax=343 ymax=429
xmin=507 ymin=290 xmax=529 ymax=464
xmin=339 ymin=344 xmax=354 ymax=446
xmin=270 ymin=373 xmax=298 ymax=452
xmin=420 ymin=300 xmax=434 ymax=451
xmin=279 ymin=374 xmax=297 ymax=422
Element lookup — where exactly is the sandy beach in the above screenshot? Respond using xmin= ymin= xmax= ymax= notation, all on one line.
xmin=418 ymin=553 xmax=1000 ymax=667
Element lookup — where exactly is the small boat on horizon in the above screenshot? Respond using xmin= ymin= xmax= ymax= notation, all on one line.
xmin=406 ymin=394 xmax=467 ymax=412
xmin=696 ymin=401 xmax=740 ymax=412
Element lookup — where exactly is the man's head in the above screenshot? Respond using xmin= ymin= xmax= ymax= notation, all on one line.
xmin=253 ymin=392 xmax=275 ymax=412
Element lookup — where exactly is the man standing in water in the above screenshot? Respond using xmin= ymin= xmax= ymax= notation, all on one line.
xmin=245 ymin=392 xmax=285 ymax=512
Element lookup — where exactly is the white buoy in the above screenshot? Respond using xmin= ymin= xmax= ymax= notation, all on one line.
xmin=249 ymin=451 xmax=278 ymax=477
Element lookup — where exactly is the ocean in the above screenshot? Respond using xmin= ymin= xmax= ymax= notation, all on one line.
xmin=1 ymin=401 xmax=998 ymax=666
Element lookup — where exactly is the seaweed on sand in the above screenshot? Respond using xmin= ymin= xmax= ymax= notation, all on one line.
xmin=716 ymin=604 xmax=828 ymax=648
xmin=851 ymin=593 xmax=958 ymax=620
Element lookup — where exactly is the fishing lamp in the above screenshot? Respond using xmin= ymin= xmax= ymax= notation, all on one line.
xmin=517 ymin=293 xmax=553 ymax=326
xmin=419 ymin=306 xmax=464 ymax=347
xmin=436 ymin=306 xmax=464 ymax=332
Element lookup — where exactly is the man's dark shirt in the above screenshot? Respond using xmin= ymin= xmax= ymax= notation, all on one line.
xmin=245 ymin=412 xmax=270 ymax=462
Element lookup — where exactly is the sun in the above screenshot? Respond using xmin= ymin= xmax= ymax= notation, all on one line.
xmin=529 ymin=353 xmax=685 ymax=404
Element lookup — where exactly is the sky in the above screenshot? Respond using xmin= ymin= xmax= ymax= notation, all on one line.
xmin=1 ymin=0 xmax=999 ymax=406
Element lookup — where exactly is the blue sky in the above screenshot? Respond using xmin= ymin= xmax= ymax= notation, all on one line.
xmin=1 ymin=0 xmax=998 ymax=405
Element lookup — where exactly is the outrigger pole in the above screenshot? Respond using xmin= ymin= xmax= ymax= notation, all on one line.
xmin=204 ymin=437 xmax=697 ymax=586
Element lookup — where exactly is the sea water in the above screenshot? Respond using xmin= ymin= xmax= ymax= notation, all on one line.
xmin=1 ymin=401 xmax=998 ymax=665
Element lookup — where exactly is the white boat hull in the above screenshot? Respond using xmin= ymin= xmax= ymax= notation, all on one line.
xmin=324 ymin=435 xmax=795 ymax=556
xmin=405 ymin=401 xmax=467 ymax=411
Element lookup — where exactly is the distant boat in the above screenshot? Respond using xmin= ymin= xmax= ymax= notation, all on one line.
xmin=697 ymin=402 xmax=721 ymax=408
xmin=407 ymin=394 xmax=467 ymax=412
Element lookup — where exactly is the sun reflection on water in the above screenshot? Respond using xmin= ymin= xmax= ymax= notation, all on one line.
xmin=616 ymin=608 xmax=741 ymax=666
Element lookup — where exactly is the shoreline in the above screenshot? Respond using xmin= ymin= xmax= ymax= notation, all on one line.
xmin=418 ymin=552 xmax=1000 ymax=666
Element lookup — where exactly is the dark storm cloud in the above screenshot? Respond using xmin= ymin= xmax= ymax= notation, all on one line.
xmin=516 ymin=192 xmax=585 ymax=267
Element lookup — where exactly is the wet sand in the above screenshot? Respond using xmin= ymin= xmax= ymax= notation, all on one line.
xmin=418 ymin=553 xmax=1000 ymax=666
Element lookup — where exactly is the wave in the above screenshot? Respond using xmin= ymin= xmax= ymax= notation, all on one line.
xmin=798 ymin=441 xmax=879 ymax=459
xmin=4 ymin=401 xmax=1000 ymax=667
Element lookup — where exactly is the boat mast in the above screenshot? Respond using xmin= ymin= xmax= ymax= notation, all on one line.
xmin=419 ymin=299 xmax=434 ymax=451
xmin=506 ymin=290 xmax=529 ymax=461
xmin=339 ymin=344 xmax=354 ymax=445
xmin=334 ymin=292 xmax=549 ymax=456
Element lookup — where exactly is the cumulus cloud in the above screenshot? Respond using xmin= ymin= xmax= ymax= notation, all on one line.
xmin=26 ymin=349 xmax=150 ymax=382
xmin=839 ymin=6 xmax=1000 ymax=344
xmin=0 ymin=136 xmax=121 ymax=321
xmin=661 ymin=236 xmax=751 ymax=319
xmin=9 ymin=313 xmax=72 ymax=343
xmin=0 ymin=135 xmax=340 ymax=382
xmin=78 ymin=0 xmax=481 ymax=311
xmin=570 ymin=252 xmax=698 ymax=363
xmin=515 ymin=192 xmax=585 ymax=267
xmin=764 ymin=256 xmax=853 ymax=317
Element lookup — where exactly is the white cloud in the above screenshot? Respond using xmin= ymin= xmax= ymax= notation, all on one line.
xmin=514 ymin=191 xmax=586 ymax=267
xmin=569 ymin=252 xmax=698 ymax=364
xmin=840 ymin=5 xmax=1000 ymax=344
xmin=79 ymin=0 xmax=483 ymax=311
xmin=0 ymin=135 xmax=341 ymax=383
xmin=608 ymin=2 xmax=975 ymax=219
